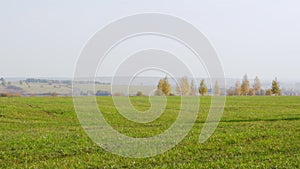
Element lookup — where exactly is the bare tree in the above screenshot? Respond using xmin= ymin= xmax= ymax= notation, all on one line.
xmin=190 ymin=79 xmax=197 ymax=96
xmin=253 ymin=76 xmax=262 ymax=95
xmin=214 ymin=80 xmax=221 ymax=96
xmin=175 ymin=76 xmax=190 ymax=95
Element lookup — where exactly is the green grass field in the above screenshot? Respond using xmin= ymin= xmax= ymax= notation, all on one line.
xmin=0 ymin=96 xmax=299 ymax=168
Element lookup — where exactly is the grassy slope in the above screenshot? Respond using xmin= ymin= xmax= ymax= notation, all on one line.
xmin=0 ymin=96 xmax=299 ymax=168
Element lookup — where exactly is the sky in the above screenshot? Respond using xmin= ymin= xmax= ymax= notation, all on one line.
xmin=1 ymin=0 xmax=300 ymax=81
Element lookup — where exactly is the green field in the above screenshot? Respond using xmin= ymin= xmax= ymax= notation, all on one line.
xmin=0 ymin=96 xmax=299 ymax=168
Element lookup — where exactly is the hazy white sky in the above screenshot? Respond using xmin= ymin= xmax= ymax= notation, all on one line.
xmin=1 ymin=0 xmax=299 ymax=81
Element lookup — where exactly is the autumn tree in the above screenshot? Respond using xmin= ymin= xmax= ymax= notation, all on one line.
xmin=241 ymin=74 xmax=250 ymax=96
xmin=271 ymin=78 xmax=281 ymax=96
xmin=157 ymin=76 xmax=171 ymax=96
xmin=213 ymin=80 xmax=221 ymax=96
xmin=235 ymin=81 xmax=241 ymax=96
xmin=156 ymin=79 xmax=165 ymax=96
xmin=253 ymin=76 xmax=262 ymax=95
xmin=175 ymin=76 xmax=190 ymax=95
xmin=199 ymin=79 xmax=208 ymax=96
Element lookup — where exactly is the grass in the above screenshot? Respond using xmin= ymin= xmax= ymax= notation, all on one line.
xmin=0 ymin=96 xmax=299 ymax=168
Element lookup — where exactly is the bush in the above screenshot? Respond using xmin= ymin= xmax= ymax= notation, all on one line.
xmin=113 ymin=92 xmax=125 ymax=96
xmin=51 ymin=92 xmax=58 ymax=97
xmin=136 ymin=91 xmax=143 ymax=96
xmin=0 ymin=93 xmax=8 ymax=97
xmin=265 ymin=89 xmax=272 ymax=96
xmin=154 ymin=89 xmax=164 ymax=96
xmin=96 ymin=90 xmax=111 ymax=96
xmin=0 ymin=92 xmax=21 ymax=97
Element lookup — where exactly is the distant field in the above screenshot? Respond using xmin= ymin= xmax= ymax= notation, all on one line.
xmin=9 ymin=82 xmax=156 ymax=96
xmin=0 ymin=96 xmax=299 ymax=168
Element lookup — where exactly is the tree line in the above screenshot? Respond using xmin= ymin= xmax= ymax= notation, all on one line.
xmin=155 ymin=76 xmax=222 ymax=96
xmin=155 ymin=74 xmax=281 ymax=96
xmin=227 ymin=74 xmax=281 ymax=96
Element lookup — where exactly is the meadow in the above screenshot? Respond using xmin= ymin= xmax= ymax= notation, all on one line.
xmin=0 ymin=96 xmax=299 ymax=168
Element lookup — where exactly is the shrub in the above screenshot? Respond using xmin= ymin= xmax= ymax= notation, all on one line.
xmin=136 ymin=91 xmax=143 ymax=96
xmin=265 ymin=89 xmax=272 ymax=96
